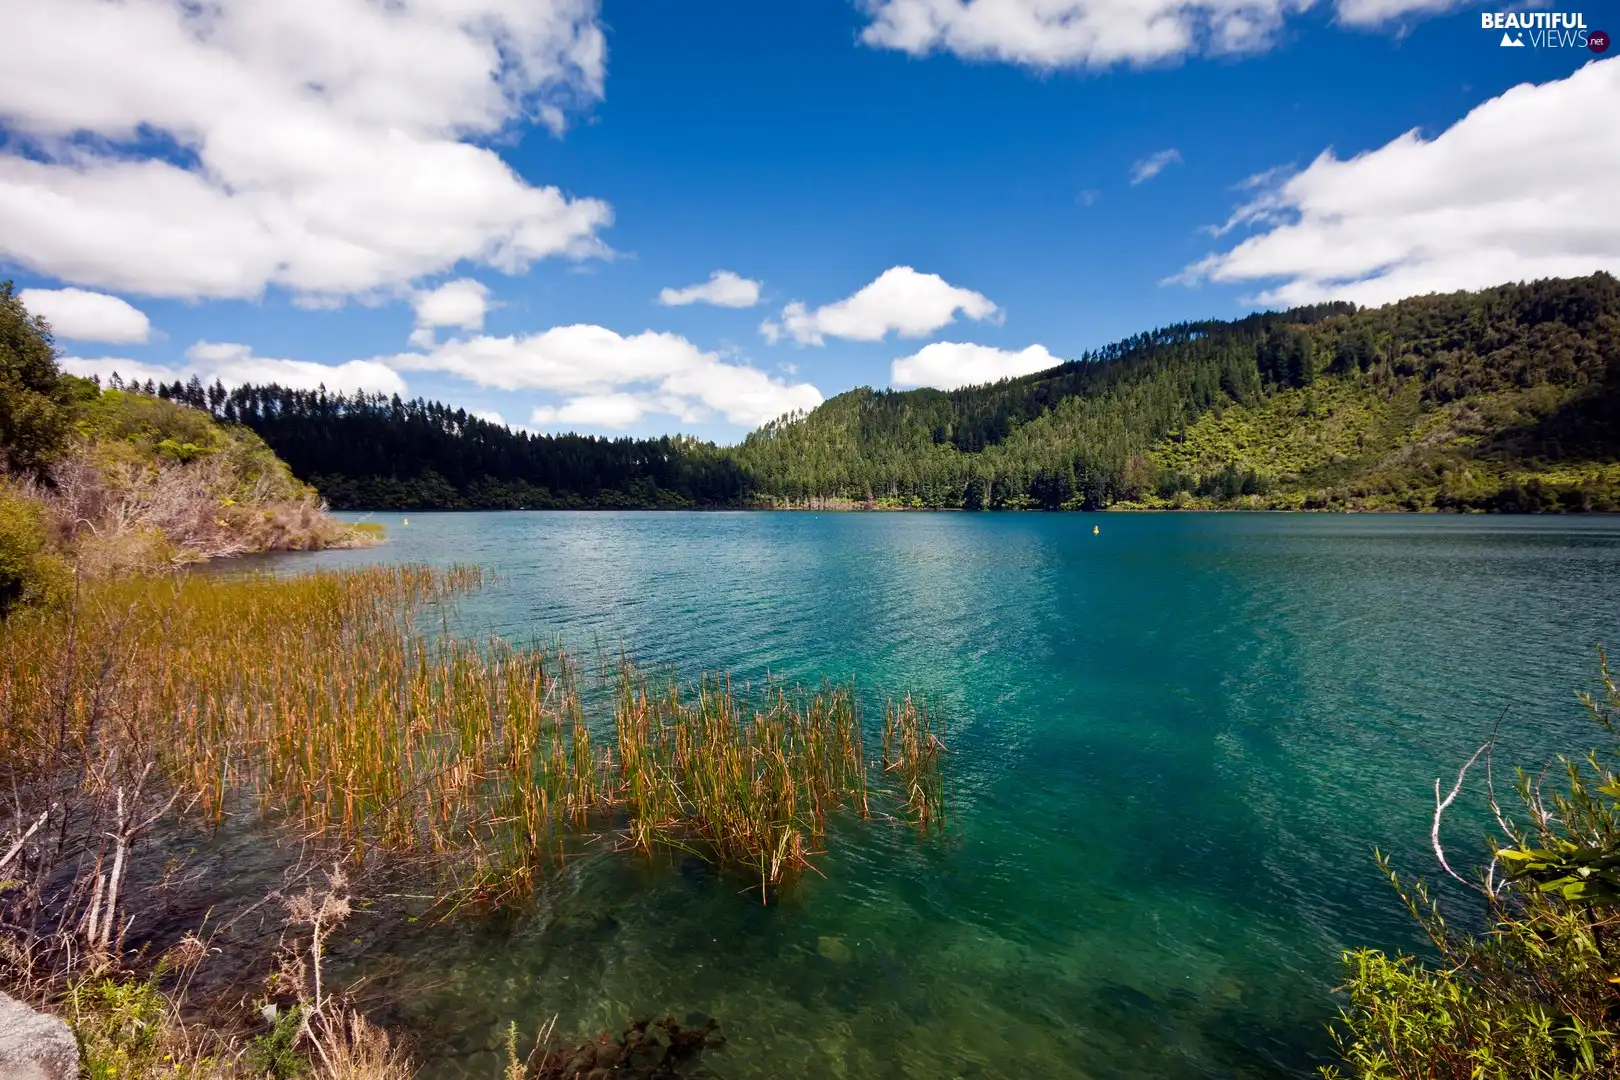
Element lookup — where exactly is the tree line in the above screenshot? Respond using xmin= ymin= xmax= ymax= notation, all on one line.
xmin=110 ymin=273 xmax=1620 ymax=511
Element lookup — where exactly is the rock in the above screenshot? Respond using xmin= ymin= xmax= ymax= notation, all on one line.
xmin=817 ymin=935 xmax=852 ymax=962
xmin=0 ymin=993 xmax=79 ymax=1080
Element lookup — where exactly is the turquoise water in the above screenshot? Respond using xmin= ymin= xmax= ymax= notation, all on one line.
xmin=253 ymin=512 xmax=1620 ymax=1079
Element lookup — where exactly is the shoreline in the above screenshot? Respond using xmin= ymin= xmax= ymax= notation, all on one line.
xmin=324 ymin=503 xmax=1620 ymax=516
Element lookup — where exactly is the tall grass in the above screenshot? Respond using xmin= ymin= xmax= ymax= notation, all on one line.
xmin=883 ymin=696 xmax=947 ymax=832
xmin=0 ymin=566 xmax=944 ymax=908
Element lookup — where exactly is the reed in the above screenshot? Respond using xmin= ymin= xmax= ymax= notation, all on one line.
xmin=0 ymin=565 xmax=944 ymax=908
xmin=882 ymin=696 xmax=947 ymax=832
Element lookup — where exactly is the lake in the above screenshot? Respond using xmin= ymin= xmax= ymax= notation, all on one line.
xmin=248 ymin=511 xmax=1620 ymax=1079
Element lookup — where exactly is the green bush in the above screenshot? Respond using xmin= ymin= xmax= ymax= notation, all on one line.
xmin=67 ymin=976 xmax=170 ymax=1080
xmin=0 ymin=486 xmax=70 ymax=614
xmin=0 ymin=281 xmax=73 ymax=476
xmin=1326 ymin=654 xmax=1620 ymax=1079
xmin=245 ymin=1005 xmax=309 ymax=1079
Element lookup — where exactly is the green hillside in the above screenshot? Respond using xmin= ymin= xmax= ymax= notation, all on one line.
xmin=126 ymin=273 xmax=1620 ymax=513
xmin=736 ymin=273 xmax=1620 ymax=511
xmin=0 ymin=282 xmax=371 ymax=611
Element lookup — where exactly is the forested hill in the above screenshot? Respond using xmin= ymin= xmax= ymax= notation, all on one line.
xmin=136 ymin=272 xmax=1620 ymax=511
xmin=737 ymin=272 xmax=1620 ymax=511
xmin=145 ymin=386 xmax=752 ymax=509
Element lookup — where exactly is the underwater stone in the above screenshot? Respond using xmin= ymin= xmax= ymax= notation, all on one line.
xmin=817 ymin=935 xmax=852 ymax=962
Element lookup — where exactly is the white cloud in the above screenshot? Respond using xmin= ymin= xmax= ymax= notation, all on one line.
xmin=385 ymin=324 xmax=823 ymax=429
xmin=1334 ymin=0 xmax=1464 ymax=25
xmin=411 ymin=278 xmax=493 ymax=347
xmin=415 ymin=279 xmax=493 ymax=331
xmin=0 ymin=0 xmax=611 ymax=303
xmin=1178 ymin=58 xmax=1620 ymax=307
xmin=1076 ymin=189 xmax=1102 ymax=208
xmin=1130 ymin=148 xmax=1183 ymax=185
xmin=61 ymin=342 xmax=407 ymax=397
xmin=859 ymin=0 xmax=1306 ymax=67
xmin=857 ymin=0 xmax=1470 ymax=68
xmin=16 ymin=287 xmax=151 ymax=344
xmin=891 ymin=341 xmax=1062 ymax=390
xmin=531 ymin=394 xmax=657 ymax=429
xmin=762 ymin=266 xmax=997 ymax=346
xmin=658 ymin=270 xmax=762 ymax=308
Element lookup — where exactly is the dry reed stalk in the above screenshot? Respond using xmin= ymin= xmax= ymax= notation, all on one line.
xmin=0 ymin=565 xmax=945 ymax=912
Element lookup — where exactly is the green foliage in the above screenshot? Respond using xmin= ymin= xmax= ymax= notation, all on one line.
xmin=76 ymin=388 xmax=309 ymax=500
xmin=0 ymin=485 xmax=71 ymax=615
xmin=0 ymin=280 xmax=73 ymax=476
xmin=1324 ymin=653 xmax=1620 ymax=1079
xmin=1326 ymin=947 xmax=1602 ymax=1079
xmin=68 ymin=975 xmax=171 ymax=1080
xmin=246 ymin=1005 xmax=310 ymax=1079
xmin=738 ymin=273 xmax=1620 ymax=512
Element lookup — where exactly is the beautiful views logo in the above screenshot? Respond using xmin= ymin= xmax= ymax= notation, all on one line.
xmin=1482 ymin=11 xmax=1609 ymax=51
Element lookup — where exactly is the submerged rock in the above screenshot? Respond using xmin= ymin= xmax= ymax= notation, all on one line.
xmin=533 ymin=1013 xmax=723 ymax=1079
xmin=817 ymin=935 xmax=852 ymax=962
xmin=0 ymin=993 xmax=78 ymax=1080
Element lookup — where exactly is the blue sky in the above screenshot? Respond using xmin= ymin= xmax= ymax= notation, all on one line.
xmin=1 ymin=1 xmax=1614 ymax=442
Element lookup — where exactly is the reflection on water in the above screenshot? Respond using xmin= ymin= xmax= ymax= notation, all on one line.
xmin=242 ymin=512 xmax=1620 ymax=1078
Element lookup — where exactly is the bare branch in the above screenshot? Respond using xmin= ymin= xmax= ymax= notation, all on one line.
xmin=1434 ymin=741 xmax=1493 ymax=897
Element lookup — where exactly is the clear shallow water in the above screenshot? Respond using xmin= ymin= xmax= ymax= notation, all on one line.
xmin=247 ymin=512 xmax=1620 ymax=1079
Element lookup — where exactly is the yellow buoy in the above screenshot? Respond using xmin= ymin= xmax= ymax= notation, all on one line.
xmin=1093 ymin=525 xmax=1099 ymax=534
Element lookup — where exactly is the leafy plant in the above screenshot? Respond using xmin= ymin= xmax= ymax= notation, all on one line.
xmin=0 ymin=484 xmax=71 ymax=615
xmin=1325 ymin=652 xmax=1620 ymax=1078
xmin=0 ymin=280 xmax=74 ymax=477
xmin=67 ymin=975 xmax=170 ymax=1080
xmin=246 ymin=1005 xmax=310 ymax=1079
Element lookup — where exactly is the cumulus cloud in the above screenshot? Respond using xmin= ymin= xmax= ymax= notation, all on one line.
xmin=1177 ymin=58 xmax=1620 ymax=307
xmin=891 ymin=341 xmax=1062 ymax=390
xmin=411 ymin=279 xmax=493 ymax=347
xmin=61 ymin=342 xmax=407 ymax=397
xmin=0 ymin=0 xmax=612 ymax=303
xmin=762 ymin=266 xmax=997 ymax=346
xmin=16 ymin=287 xmax=151 ymax=344
xmin=1130 ymin=149 xmax=1183 ymax=185
xmin=859 ymin=0 xmax=1304 ymax=67
xmin=1335 ymin=0 xmax=1465 ymax=24
xmin=857 ymin=0 xmax=1466 ymax=68
xmin=531 ymin=394 xmax=663 ymax=429
xmin=658 ymin=270 xmax=762 ymax=308
xmin=384 ymin=324 xmax=822 ymax=429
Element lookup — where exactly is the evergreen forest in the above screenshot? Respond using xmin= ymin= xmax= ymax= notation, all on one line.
xmin=123 ymin=272 xmax=1620 ymax=512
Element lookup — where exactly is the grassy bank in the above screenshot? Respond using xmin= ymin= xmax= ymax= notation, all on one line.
xmin=0 ymin=281 xmax=374 ymax=614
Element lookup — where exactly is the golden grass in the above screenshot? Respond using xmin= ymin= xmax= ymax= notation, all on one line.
xmin=883 ymin=697 xmax=947 ymax=832
xmin=0 ymin=565 xmax=944 ymax=908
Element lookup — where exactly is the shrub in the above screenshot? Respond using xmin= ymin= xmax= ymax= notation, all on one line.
xmin=0 ymin=485 xmax=70 ymax=614
xmin=0 ymin=281 xmax=73 ymax=476
xmin=67 ymin=975 xmax=171 ymax=1080
xmin=1325 ymin=653 xmax=1620 ymax=1079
